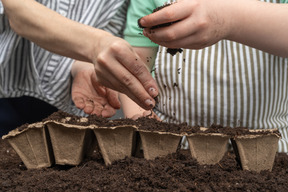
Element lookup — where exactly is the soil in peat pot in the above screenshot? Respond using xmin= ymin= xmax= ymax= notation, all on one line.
xmin=1 ymin=113 xmax=288 ymax=192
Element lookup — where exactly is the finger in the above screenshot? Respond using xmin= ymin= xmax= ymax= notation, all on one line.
xmin=97 ymin=41 xmax=159 ymax=98
xmin=73 ymin=97 xmax=85 ymax=109
xmin=151 ymin=31 xmax=212 ymax=50
xmin=83 ymin=99 xmax=97 ymax=115
xmin=143 ymin=18 xmax=197 ymax=46
xmin=114 ymin=46 xmax=159 ymax=98
xmin=139 ymin=1 xmax=190 ymax=29
xmin=95 ymin=53 xmax=157 ymax=110
xmin=101 ymin=105 xmax=117 ymax=118
xmin=96 ymin=67 xmax=155 ymax=110
xmin=143 ymin=110 xmax=161 ymax=121
xmin=91 ymin=72 xmax=107 ymax=96
xmin=106 ymin=89 xmax=121 ymax=109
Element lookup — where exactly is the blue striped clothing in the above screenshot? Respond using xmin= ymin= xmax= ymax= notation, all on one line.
xmin=0 ymin=0 xmax=128 ymax=116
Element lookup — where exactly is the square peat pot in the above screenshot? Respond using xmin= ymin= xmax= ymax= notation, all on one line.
xmin=139 ymin=130 xmax=182 ymax=160
xmin=93 ymin=125 xmax=136 ymax=165
xmin=187 ymin=133 xmax=230 ymax=165
xmin=46 ymin=121 xmax=94 ymax=166
xmin=2 ymin=122 xmax=53 ymax=169
xmin=231 ymin=129 xmax=280 ymax=172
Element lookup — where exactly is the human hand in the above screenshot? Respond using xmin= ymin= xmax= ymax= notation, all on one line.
xmin=139 ymin=0 xmax=232 ymax=49
xmin=71 ymin=61 xmax=121 ymax=117
xmin=93 ymin=32 xmax=159 ymax=111
xmin=130 ymin=110 xmax=161 ymax=121
xmin=119 ymin=93 xmax=160 ymax=121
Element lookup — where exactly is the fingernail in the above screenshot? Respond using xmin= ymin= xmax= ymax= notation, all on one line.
xmin=138 ymin=17 xmax=145 ymax=28
xmin=145 ymin=99 xmax=154 ymax=108
xmin=140 ymin=18 xmax=146 ymax=27
xmin=149 ymin=87 xmax=158 ymax=97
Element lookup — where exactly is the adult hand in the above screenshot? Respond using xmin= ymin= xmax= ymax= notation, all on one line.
xmin=93 ymin=32 xmax=159 ymax=110
xmin=71 ymin=61 xmax=120 ymax=117
xmin=2 ymin=0 xmax=159 ymax=109
xmin=138 ymin=0 xmax=288 ymax=57
xmin=139 ymin=0 xmax=230 ymax=50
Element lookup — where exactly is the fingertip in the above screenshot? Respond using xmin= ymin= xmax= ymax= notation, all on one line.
xmin=73 ymin=97 xmax=85 ymax=109
xmin=148 ymin=87 xmax=158 ymax=98
xmin=138 ymin=17 xmax=145 ymax=28
xmin=144 ymin=98 xmax=155 ymax=110
xmin=84 ymin=106 xmax=93 ymax=114
xmin=83 ymin=99 xmax=96 ymax=114
xmin=101 ymin=106 xmax=116 ymax=118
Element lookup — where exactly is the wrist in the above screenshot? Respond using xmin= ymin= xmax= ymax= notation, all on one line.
xmin=219 ymin=0 xmax=242 ymax=41
xmin=89 ymin=30 xmax=115 ymax=64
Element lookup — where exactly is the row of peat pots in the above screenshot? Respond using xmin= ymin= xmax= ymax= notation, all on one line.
xmin=2 ymin=117 xmax=281 ymax=173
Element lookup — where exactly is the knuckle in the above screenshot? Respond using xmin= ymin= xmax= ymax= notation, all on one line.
xmin=130 ymin=63 xmax=147 ymax=76
xmin=197 ymin=18 xmax=209 ymax=31
xmin=142 ymin=79 xmax=155 ymax=90
xmin=96 ymin=53 xmax=106 ymax=65
xmin=109 ymin=41 xmax=123 ymax=53
xmin=121 ymin=73 xmax=134 ymax=87
xmin=166 ymin=31 xmax=177 ymax=41
xmin=163 ymin=9 xmax=175 ymax=21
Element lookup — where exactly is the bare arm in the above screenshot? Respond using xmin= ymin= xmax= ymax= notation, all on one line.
xmin=2 ymin=0 xmax=99 ymax=62
xmin=2 ymin=0 xmax=159 ymax=110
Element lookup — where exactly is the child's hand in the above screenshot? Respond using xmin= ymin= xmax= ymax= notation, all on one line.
xmin=131 ymin=110 xmax=161 ymax=121
xmin=71 ymin=61 xmax=120 ymax=117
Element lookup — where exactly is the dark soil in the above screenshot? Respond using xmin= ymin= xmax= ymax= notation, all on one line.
xmin=1 ymin=111 xmax=287 ymax=191
xmin=1 ymin=138 xmax=288 ymax=192
xmin=43 ymin=111 xmax=281 ymax=136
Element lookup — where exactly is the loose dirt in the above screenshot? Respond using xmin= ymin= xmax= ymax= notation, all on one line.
xmin=1 ymin=137 xmax=288 ymax=191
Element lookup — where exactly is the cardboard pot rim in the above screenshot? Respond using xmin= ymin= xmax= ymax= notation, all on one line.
xmin=94 ymin=125 xmax=137 ymax=130
xmin=186 ymin=132 xmax=230 ymax=137
xmin=45 ymin=121 xmax=95 ymax=130
xmin=233 ymin=132 xmax=281 ymax=139
xmin=2 ymin=122 xmax=44 ymax=139
xmin=138 ymin=129 xmax=184 ymax=136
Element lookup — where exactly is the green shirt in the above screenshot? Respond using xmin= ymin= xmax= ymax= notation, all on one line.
xmin=124 ymin=0 xmax=288 ymax=153
xmin=124 ymin=0 xmax=167 ymax=47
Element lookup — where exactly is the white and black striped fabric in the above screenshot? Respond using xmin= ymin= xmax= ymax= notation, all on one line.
xmin=154 ymin=0 xmax=288 ymax=152
xmin=0 ymin=0 xmax=128 ymax=116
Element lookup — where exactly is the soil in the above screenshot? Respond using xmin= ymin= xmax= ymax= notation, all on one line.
xmin=1 ymin=111 xmax=287 ymax=191
xmin=1 ymin=135 xmax=288 ymax=191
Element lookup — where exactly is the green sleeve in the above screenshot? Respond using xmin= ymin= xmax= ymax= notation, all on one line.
xmin=124 ymin=0 xmax=167 ymax=47
xmin=281 ymin=0 xmax=288 ymax=3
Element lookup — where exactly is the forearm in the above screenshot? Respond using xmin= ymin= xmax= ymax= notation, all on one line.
xmin=226 ymin=0 xmax=288 ymax=57
xmin=2 ymin=0 xmax=109 ymax=63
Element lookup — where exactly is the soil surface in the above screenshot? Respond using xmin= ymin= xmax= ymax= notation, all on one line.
xmin=1 ymin=138 xmax=288 ymax=192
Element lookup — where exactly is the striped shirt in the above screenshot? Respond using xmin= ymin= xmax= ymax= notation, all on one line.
xmin=125 ymin=0 xmax=288 ymax=152
xmin=0 ymin=0 xmax=128 ymax=116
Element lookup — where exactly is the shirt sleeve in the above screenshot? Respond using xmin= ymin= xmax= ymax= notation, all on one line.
xmin=124 ymin=0 xmax=167 ymax=47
